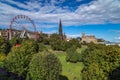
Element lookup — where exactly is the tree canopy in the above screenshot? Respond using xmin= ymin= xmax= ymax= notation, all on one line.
xmin=81 ymin=44 xmax=120 ymax=80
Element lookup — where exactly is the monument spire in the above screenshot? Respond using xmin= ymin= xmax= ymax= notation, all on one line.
xmin=59 ymin=19 xmax=63 ymax=40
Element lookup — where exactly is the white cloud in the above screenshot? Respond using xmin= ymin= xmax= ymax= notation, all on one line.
xmin=75 ymin=0 xmax=120 ymax=24
xmin=110 ymin=30 xmax=120 ymax=33
xmin=67 ymin=34 xmax=81 ymax=38
xmin=0 ymin=0 xmax=120 ymax=30
xmin=6 ymin=0 xmax=41 ymax=12
xmin=114 ymin=36 xmax=120 ymax=41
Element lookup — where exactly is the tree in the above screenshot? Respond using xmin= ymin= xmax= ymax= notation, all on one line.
xmin=27 ymin=52 xmax=62 ymax=80
xmin=0 ymin=42 xmax=10 ymax=54
xmin=44 ymin=53 xmax=62 ymax=80
xmin=0 ymin=37 xmax=5 ymax=45
xmin=3 ymin=40 xmax=38 ymax=78
xmin=65 ymin=39 xmax=81 ymax=50
xmin=43 ymin=38 xmax=50 ymax=45
xmin=81 ymin=44 xmax=120 ymax=80
xmin=9 ymin=37 xmax=21 ymax=46
xmin=0 ymin=37 xmax=11 ymax=54
xmin=66 ymin=46 xmax=79 ymax=63
xmin=50 ymin=33 xmax=62 ymax=50
xmin=38 ymin=43 xmax=47 ymax=52
xmin=27 ymin=52 xmax=46 ymax=80
xmin=81 ymin=63 xmax=107 ymax=80
xmin=49 ymin=33 xmax=68 ymax=51
xmin=51 ymin=39 xmax=66 ymax=51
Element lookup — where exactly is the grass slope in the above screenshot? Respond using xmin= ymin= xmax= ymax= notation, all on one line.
xmin=56 ymin=46 xmax=87 ymax=80
xmin=57 ymin=53 xmax=83 ymax=80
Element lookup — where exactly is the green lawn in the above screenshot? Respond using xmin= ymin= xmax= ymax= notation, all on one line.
xmin=55 ymin=46 xmax=87 ymax=80
xmin=77 ymin=45 xmax=87 ymax=54
xmin=57 ymin=53 xmax=83 ymax=80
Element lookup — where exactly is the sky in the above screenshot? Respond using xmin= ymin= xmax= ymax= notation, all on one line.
xmin=0 ymin=0 xmax=120 ymax=42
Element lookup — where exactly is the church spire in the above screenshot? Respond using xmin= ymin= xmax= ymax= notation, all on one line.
xmin=59 ymin=19 xmax=63 ymax=40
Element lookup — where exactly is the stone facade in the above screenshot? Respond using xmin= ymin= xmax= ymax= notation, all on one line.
xmin=0 ymin=29 xmax=9 ymax=40
xmin=81 ymin=33 xmax=97 ymax=43
xmin=0 ymin=29 xmax=37 ymax=40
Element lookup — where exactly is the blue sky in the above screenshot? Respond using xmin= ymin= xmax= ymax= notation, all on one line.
xmin=0 ymin=0 xmax=120 ymax=42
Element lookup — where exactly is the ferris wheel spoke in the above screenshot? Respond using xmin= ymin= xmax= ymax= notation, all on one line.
xmin=9 ymin=15 xmax=36 ymax=40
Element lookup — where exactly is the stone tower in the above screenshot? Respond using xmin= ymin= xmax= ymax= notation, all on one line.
xmin=59 ymin=19 xmax=63 ymax=40
xmin=82 ymin=32 xmax=85 ymax=38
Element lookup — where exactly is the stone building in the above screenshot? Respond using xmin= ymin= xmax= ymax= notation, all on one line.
xmin=0 ymin=29 xmax=9 ymax=40
xmin=0 ymin=29 xmax=38 ymax=40
xmin=81 ymin=32 xmax=97 ymax=43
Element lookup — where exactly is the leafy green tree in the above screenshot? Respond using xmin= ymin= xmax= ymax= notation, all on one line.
xmin=49 ymin=33 xmax=62 ymax=50
xmin=27 ymin=53 xmax=62 ymax=80
xmin=44 ymin=53 xmax=62 ymax=80
xmin=27 ymin=52 xmax=46 ymax=80
xmin=0 ymin=42 xmax=10 ymax=54
xmin=82 ymin=63 xmax=108 ymax=80
xmin=49 ymin=33 xmax=79 ymax=51
xmin=68 ymin=38 xmax=81 ymax=48
xmin=43 ymin=38 xmax=50 ymax=45
xmin=48 ymin=34 xmax=61 ymax=50
xmin=50 ymin=33 xmax=60 ymax=41
xmin=4 ymin=47 xmax=28 ymax=78
xmin=0 ymin=37 xmax=11 ymax=54
xmin=49 ymin=33 xmax=67 ymax=51
xmin=0 ymin=37 xmax=4 ymax=44
xmin=38 ymin=43 xmax=47 ymax=52
xmin=66 ymin=46 xmax=79 ymax=63
xmin=20 ymin=40 xmax=39 ymax=53
xmin=9 ymin=37 xmax=20 ymax=46
xmin=65 ymin=38 xmax=81 ymax=50
xmin=81 ymin=44 xmax=120 ymax=80
xmin=51 ymin=39 xmax=66 ymax=51
xmin=3 ymin=40 xmax=37 ymax=78
xmin=40 ymin=33 xmax=49 ymax=44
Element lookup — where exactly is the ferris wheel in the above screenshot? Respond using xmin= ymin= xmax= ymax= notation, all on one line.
xmin=9 ymin=15 xmax=37 ymax=40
